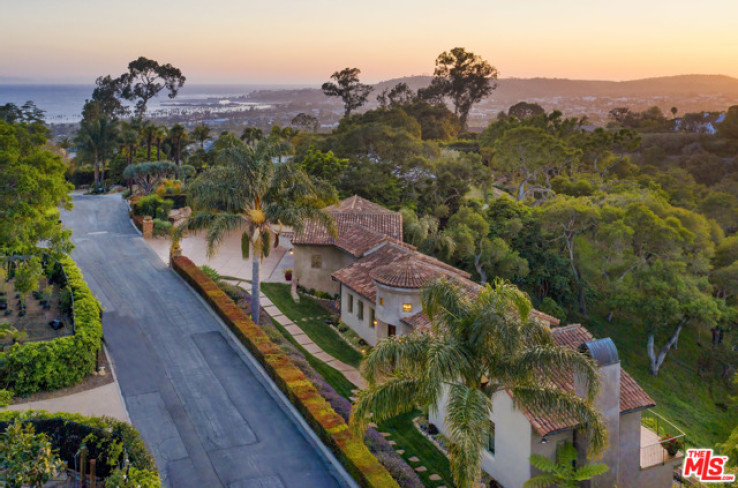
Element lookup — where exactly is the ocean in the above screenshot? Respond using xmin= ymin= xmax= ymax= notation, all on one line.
xmin=0 ymin=83 xmax=311 ymax=124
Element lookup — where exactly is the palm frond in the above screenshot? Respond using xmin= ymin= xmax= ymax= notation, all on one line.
xmin=350 ymin=373 xmax=424 ymax=434
xmin=261 ymin=227 xmax=271 ymax=259
xmin=421 ymin=278 xmax=469 ymax=330
xmin=523 ymin=473 xmax=558 ymax=488
xmin=241 ymin=232 xmax=250 ymax=259
xmin=361 ymin=334 xmax=430 ymax=383
xmin=199 ymin=213 xmax=244 ymax=257
xmin=513 ymin=346 xmax=600 ymax=402
xmin=528 ymin=453 xmax=559 ymax=474
xmin=446 ymin=383 xmax=490 ymax=488
xmin=573 ymin=463 xmax=609 ymax=481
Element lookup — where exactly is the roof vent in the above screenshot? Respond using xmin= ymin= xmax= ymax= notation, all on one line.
xmin=579 ymin=338 xmax=619 ymax=367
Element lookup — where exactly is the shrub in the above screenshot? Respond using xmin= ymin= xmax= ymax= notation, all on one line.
xmin=172 ymin=256 xmax=398 ymax=488
xmin=0 ymin=256 xmax=103 ymax=395
xmin=199 ymin=265 xmax=221 ymax=284
xmin=133 ymin=194 xmax=173 ymax=218
xmin=0 ymin=410 xmax=157 ymax=481
xmin=152 ymin=218 xmax=172 ymax=237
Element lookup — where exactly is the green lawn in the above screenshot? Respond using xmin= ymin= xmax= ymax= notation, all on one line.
xmin=583 ymin=312 xmax=737 ymax=450
xmin=261 ymin=283 xmax=363 ymax=368
xmin=379 ymin=411 xmax=456 ymax=488
xmin=269 ymin=318 xmax=357 ymax=398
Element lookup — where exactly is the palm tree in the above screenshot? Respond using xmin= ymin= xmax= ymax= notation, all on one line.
xmin=352 ymin=278 xmax=608 ymax=488
xmin=192 ymin=123 xmax=211 ymax=150
xmin=240 ymin=127 xmax=263 ymax=146
xmin=177 ymin=143 xmax=335 ymax=323
xmin=140 ymin=121 xmax=157 ymax=160
xmin=75 ymin=115 xmax=119 ymax=188
xmin=525 ymin=441 xmax=608 ymax=488
xmin=119 ymin=120 xmax=140 ymax=167
xmin=169 ymin=124 xmax=188 ymax=166
xmin=153 ymin=125 xmax=166 ymax=161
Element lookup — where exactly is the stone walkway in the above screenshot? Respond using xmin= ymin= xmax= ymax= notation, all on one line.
xmin=259 ymin=293 xmax=367 ymax=389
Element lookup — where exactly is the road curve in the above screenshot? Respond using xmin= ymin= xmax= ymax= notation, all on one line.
xmin=62 ymin=194 xmax=348 ymax=488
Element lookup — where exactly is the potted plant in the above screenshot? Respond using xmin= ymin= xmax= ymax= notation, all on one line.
xmin=660 ymin=436 xmax=681 ymax=457
xmin=284 ymin=268 xmax=292 ymax=281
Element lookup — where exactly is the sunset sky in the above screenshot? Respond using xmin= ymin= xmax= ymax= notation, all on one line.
xmin=2 ymin=0 xmax=737 ymax=84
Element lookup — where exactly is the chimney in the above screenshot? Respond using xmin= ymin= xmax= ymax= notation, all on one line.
xmin=575 ymin=338 xmax=620 ymax=487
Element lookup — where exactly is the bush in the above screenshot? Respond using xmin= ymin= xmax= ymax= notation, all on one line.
xmin=152 ymin=218 xmax=172 ymax=237
xmin=133 ymin=194 xmax=173 ymax=218
xmin=0 ymin=256 xmax=103 ymax=395
xmin=172 ymin=256 xmax=398 ymax=488
xmin=199 ymin=265 xmax=221 ymax=284
xmin=0 ymin=410 xmax=158 ymax=482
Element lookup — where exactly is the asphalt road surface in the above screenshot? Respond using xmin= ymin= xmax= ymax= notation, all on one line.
xmin=62 ymin=194 xmax=349 ymax=488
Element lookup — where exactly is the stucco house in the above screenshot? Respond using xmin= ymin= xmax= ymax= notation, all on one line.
xmin=293 ymin=196 xmax=684 ymax=487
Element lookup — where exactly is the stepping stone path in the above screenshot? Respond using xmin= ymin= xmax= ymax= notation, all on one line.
xmin=396 ymin=449 xmax=404 ymax=455
xmin=429 ymin=474 xmax=441 ymax=481
xmin=408 ymin=456 xmax=420 ymax=463
xmin=414 ymin=466 xmax=427 ymax=472
xmin=255 ymin=295 xmax=367 ymax=388
xmin=380 ymin=432 xmax=391 ymax=437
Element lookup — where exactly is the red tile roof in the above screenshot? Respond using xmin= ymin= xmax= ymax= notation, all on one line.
xmin=371 ymin=257 xmax=442 ymax=289
xmin=292 ymin=196 xmax=403 ymax=256
xmin=519 ymin=324 xmax=655 ymax=437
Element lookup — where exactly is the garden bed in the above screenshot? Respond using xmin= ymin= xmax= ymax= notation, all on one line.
xmin=1 ymin=278 xmax=72 ymax=347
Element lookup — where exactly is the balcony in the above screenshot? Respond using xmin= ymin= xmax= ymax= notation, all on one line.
xmin=640 ymin=410 xmax=686 ymax=469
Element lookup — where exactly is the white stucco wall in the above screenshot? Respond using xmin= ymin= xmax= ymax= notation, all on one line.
xmin=430 ymin=387 xmax=534 ymax=488
xmin=375 ymin=282 xmax=421 ymax=337
xmin=293 ymin=245 xmax=355 ymax=295
xmin=339 ymin=285 xmax=377 ymax=345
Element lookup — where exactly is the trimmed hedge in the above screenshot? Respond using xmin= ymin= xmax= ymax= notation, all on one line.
xmin=172 ymin=256 xmax=399 ymax=488
xmin=0 ymin=255 xmax=103 ymax=395
xmin=0 ymin=409 xmax=158 ymax=482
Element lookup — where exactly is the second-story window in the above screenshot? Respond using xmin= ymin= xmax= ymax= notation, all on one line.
xmin=402 ymin=303 xmax=412 ymax=312
xmin=348 ymin=294 xmax=353 ymax=313
xmin=358 ymin=300 xmax=364 ymax=320
xmin=370 ymin=308 xmax=376 ymax=327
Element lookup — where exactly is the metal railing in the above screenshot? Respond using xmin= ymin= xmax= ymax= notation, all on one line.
xmin=641 ymin=409 xmax=687 ymax=469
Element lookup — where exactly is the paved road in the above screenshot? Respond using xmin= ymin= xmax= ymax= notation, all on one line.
xmin=63 ymin=194 xmax=348 ymax=488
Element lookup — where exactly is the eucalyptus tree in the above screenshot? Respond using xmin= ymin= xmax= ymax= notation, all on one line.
xmin=352 ymin=278 xmax=606 ymax=488
xmin=119 ymin=56 xmax=186 ymax=117
xmin=321 ymin=67 xmax=373 ymax=117
xmin=178 ymin=143 xmax=336 ymax=322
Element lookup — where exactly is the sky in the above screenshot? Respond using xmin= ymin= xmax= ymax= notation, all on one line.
xmin=2 ymin=0 xmax=738 ymax=85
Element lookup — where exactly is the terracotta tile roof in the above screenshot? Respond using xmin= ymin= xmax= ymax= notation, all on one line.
xmin=530 ymin=309 xmax=560 ymax=326
xmin=370 ymin=257 xmax=440 ymax=289
xmin=401 ymin=311 xmax=432 ymax=331
xmin=293 ymin=196 xmax=403 ymax=255
xmin=519 ymin=324 xmax=655 ymax=437
xmin=332 ymin=243 xmax=411 ymax=301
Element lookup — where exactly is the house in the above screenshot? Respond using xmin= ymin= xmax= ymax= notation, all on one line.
xmin=293 ymin=196 xmax=684 ymax=487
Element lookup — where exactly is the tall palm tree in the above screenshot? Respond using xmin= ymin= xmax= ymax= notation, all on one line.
xmin=240 ymin=127 xmax=263 ymax=146
xmin=153 ymin=125 xmax=166 ymax=160
xmin=352 ymin=278 xmax=608 ymax=488
xmin=75 ymin=115 xmax=119 ymax=187
xmin=192 ymin=123 xmax=211 ymax=150
xmin=177 ymin=143 xmax=335 ymax=322
xmin=169 ymin=124 xmax=188 ymax=166
xmin=119 ymin=120 xmax=141 ymax=167
xmin=140 ymin=121 xmax=157 ymax=160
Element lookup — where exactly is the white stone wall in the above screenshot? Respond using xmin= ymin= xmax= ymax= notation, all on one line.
xmin=293 ymin=245 xmax=356 ymax=295
xmin=375 ymin=282 xmax=421 ymax=339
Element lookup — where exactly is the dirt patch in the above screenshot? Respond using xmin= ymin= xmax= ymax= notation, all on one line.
xmin=10 ymin=347 xmax=114 ymax=404
xmin=1 ymin=278 xmax=73 ymax=346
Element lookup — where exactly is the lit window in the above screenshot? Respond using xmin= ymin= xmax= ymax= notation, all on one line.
xmin=379 ymin=297 xmax=384 ymax=306
xmin=370 ymin=308 xmax=376 ymax=327
xmin=358 ymin=300 xmax=364 ymax=320
xmin=402 ymin=303 xmax=412 ymax=312
xmin=311 ymin=254 xmax=322 ymax=269
xmin=348 ymin=294 xmax=353 ymax=313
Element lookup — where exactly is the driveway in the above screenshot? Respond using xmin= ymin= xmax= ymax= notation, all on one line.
xmin=62 ymin=194 xmax=348 ymax=488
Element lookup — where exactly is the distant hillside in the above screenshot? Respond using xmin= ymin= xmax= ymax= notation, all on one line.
xmin=248 ymin=74 xmax=738 ymax=102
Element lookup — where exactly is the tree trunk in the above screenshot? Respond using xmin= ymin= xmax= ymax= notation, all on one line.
xmin=474 ymin=249 xmax=487 ymax=284
xmin=147 ymin=135 xmax=152 ymax=160
xmin=176 ymin=140 xmax=181 ymax=166
xmin=647 ymin=324 xmax=683 ymax=376
xmin=93 ymin=153 xmax=100 ymax=185
xmin=251 ymin=245 xmax=260 ymax=324
xmin=566 ymin=236 xmax=587 ymax=315
xmin=156 ymin=140 xmax=161 ymax=161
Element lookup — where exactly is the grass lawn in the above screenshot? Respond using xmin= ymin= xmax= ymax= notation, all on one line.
xmin=379 ymin=411 xmax=456 ymax=488
xmin=269 ymin=318 xmax=357 ymax=398
xmin=583 ymin=312 xmax=737 ymax=450
xmin=261 ymin=283 xmax=363 ymax=368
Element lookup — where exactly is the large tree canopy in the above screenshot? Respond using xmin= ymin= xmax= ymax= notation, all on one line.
xmin=321 ymin=67 xmax=373 ymax=117
xmin=118 ymin=56 xmax=186 ymax=116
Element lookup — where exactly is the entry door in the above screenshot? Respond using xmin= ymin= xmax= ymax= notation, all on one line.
xmin=388 ymin=324 xmax=397 ymax=337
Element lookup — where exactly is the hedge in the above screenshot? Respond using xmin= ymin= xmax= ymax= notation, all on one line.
xmin=172 ymin=256 xmax=399 ymax=488
xmin=0 ymin=255 xmax=103 ymax=395
xmin=0 ymin=409 xmax=159 ymax=482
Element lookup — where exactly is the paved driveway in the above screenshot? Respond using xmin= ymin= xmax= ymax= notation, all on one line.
xmin=62 ymin=194 xmax=348 ymax=488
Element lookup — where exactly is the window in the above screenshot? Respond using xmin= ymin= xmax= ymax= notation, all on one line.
xmin=485 ymin=421 xmax=495 ymax=454
xmin=388 ymin=324 xmax=397 ymax=337
xmin=402 ymin=303 xmax=412 ymax=312
xmin=379 ymin=297 xmax=384 ymax=306
xmin=348 ymin=294 xmax=353 ymax=313
xmin=311 ymin=254 xmax=322 ymax=269
xmin=370 ymin=308 xmax=376 ymax=327
xmin=358 ymin=300 xmax=364 ymax=320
